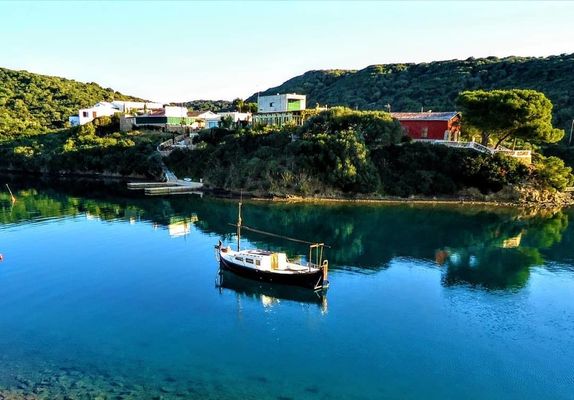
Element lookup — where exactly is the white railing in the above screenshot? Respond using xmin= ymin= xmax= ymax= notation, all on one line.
xmin=414 ymin=139 xmax=531 ymax=160
xmin=415 ymin=139 xmax=494 ymax=155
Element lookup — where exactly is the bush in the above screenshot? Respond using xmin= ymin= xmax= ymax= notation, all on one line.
xmin=0 ymin=124 xmax=164 ymax=179
xmin=534 ymin=155 xmax=574 ymax=190
xmin=372 ymin=143 xmax=530 ymax=196
xmin=166 ymin=109 xmax=568 ymax=198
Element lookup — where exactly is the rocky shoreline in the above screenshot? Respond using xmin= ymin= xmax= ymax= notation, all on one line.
xmin=3 ymin=171 xmax=572 ymax=210
xmin=210 ymin=184 xmax=574 ymax=210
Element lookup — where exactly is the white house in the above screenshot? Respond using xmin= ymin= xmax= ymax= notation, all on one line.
xmin=253 ymin=93 xmax=307 ymax=126
xmin=163 ymin=106 xmax=189 ymax=117
xmin=69 ymin=100 xmax=165 ymax=126
xmin=69 ymin=102 xmax=120 ymax=126
xmin=257 ymin=93 xmax=306 ymax=113
xmin=200 ymin=111 xmax=224 ymax=129
xmin=133 ymin=106 xmax=194 ymax=128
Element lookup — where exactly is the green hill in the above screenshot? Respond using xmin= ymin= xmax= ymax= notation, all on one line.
xmin=182 ymin=100 xmax=233 ymax=112
xmin=0 ymin=67 xmax=143 ymax=136
xmin=249 ymin=54 xmax=574 ymax=132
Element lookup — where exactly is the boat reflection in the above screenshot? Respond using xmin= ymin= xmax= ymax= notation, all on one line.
xmin=216 ymin=270 xmax=328 ymax=313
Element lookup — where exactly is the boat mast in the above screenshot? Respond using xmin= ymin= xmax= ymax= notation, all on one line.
xmin=237 ymin=200 xmax=242 ymax=251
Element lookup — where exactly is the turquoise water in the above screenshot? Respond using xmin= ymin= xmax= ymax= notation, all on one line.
xmin=0 ymin=184 xmax=573 ymax=399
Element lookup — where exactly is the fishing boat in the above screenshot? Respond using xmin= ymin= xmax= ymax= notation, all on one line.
xmin=214 ymin=201 xmax=329 ymax=290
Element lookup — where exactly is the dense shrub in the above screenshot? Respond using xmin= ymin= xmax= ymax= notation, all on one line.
xmin=371 ymin=144 xmax=522 ymax=196
xmin=249 ymin=54 xmax=574 ymax=133
xmin=533 ymin=155 xmax=574 ymax=191
xmin=165 ymin=108 xmax=566 ymax=197
xmin=0 ymin=67 xmax=141 ymax=136
xmin=0 ymin=118 xmax=163 ymax=178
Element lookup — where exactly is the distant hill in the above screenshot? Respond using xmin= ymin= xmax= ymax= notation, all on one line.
xmin=181 ymin=100 xmax=233 ymax=112
xmin=0 ymin=67 xmax=143 ymax=136
xmin=248 ymin=54 xmax=574 ymax=131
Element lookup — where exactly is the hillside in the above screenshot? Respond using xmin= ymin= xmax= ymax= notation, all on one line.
xmin=248 ymin=54 xmax=574 ymax=131
xmin=0 ymin=67 xmax=143 ymax=136
xmin=182 ymin=100 xmax=233 ymax=112
xmin=165 ymin=107 xmax=573 ymax=205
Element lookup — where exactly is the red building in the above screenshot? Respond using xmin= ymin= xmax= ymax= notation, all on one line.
xmin=391 ymin=112 xmax=461 ymax=141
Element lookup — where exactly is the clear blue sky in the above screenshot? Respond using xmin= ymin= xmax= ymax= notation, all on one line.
xmin=1 ymin=1 xmax=573 ymax=102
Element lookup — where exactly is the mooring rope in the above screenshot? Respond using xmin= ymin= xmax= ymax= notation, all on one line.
xmin=227 ymin=223 xmax=330 ymax=248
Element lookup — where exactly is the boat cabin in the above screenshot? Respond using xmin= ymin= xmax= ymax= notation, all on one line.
xmin=221 ymin=248 xmax=311 ymax=272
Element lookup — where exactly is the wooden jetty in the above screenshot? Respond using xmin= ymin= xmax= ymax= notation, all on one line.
xmin=128 ymin=180 xmax=203 ymax=196
xmin=128 ymin=169 xmax=204 ymax=196
xmin=145 ymin=183 xmax=203 ymax=196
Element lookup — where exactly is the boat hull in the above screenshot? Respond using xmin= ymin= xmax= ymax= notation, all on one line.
xmin=217 ymin=270 xmax=327 ymax=306
xmin=219 ymin=256 xmax=326 ymax=290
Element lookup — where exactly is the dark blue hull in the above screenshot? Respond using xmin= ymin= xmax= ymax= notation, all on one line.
xmin=217 ymin=270 xmax=327 ymax=306
xmin=219 ymin=256 xmax=326 ymax=290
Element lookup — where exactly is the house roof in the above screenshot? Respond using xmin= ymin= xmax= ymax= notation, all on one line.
xmin=391 ymin=112 xmax=459 ymax=121
xmin=188 ymin=111 xmax=218 ymax=118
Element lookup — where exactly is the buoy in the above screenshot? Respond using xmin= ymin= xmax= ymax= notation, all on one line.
xmin=0 ymin=254 xmax=3 ymax=262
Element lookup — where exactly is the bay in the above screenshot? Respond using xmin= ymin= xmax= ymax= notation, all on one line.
xmin=0 ymin=183 xmax=573 ymax=399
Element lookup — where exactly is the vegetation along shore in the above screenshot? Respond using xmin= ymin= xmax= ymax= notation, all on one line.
xmin=1 ymin=54 xmax=573 ymax=208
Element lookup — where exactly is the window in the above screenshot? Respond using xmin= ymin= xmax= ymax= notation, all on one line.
xmin=82 ymin=111 xmax=89 ymax=118
xmin=421 ymin=127 xmax=428 ymax=138
xmin=245 ymin=258 xmax=254 ymax=264
xmin=269 ymin=102 xmax=274 ymax=107
xmin=235 ymin=257 xmax=243 ymax=262
xmin=255 ymin=260 xmax=261 ymax=266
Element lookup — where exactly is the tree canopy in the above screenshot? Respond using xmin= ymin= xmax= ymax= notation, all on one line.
xmin=248 ymin=54 xmax=574 ymax=134
xmin=457 ymin=89 xmax=564 ymax=148
xmin=164 ymin=107 xmax=572 ymax=197
xmin=183 ymin=99 xmax=233 ymax=112
xmin=0 ymin=117 xmax=164 ymax=179
xmin=0 ymin=67 xmax=142 ymax=137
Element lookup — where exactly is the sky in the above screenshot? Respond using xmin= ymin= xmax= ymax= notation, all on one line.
xmin=1 ymin=1 xmax=573 ymax=102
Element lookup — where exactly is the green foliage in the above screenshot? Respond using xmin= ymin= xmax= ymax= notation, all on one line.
xmin=232 ymin=98 xmax=244 ymax=112
xmin=0 ymin=67 xmax=142 ymax=136
xmin=298 ymin=107 xmax=403 ymax=149
xmin=0 ymin=118 xmax=163 ymax=178
xmin=543 ymin=145 xmax=574 ymax=169
xmin=2 ymin=184 xmax=569 ymax=285
xmin=231 ymin=98 xmax=258 ymax=113
xmin=296 ymin=128 xmax=379 ymax=192
xmin=533 ymin=155 xmax=574 ymax=191
xmin=371 ymin=143 xmax=530 ymax=196
xmin=192 ymin=128 xmax=235 ymax=147
xmin=167 ymin=108 xmax=399 ymax=194
xmin=219 ymin=116 xmax=234 ymax=129
xmin=183 ymin=100 xmax=233 ymax=112
xmin=247 ymin=54 xmax=574 ymax=134
xmin=165 ymin=108 xmax=555 ymax=197
xmin=457 ymin=89 xmax=564 ymax=147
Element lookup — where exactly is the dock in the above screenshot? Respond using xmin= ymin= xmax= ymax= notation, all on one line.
xmin=128 ymin=168 xmax=204 ymax=196
xmin=128 ymin=180 xmax=204 ymax=196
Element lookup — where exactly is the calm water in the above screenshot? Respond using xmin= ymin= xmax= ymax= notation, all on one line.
xmin=0 ymin=183 xmax=573 ymax=399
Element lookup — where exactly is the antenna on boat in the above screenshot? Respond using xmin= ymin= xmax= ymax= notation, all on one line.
xmin=237 ymin=192 xmax=242 ymax=251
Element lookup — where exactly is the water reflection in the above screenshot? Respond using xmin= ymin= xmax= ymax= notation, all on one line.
xmin=216 ymin=270 xmax=328 ymax=313
xmin=438 ymin=211 xmax=568 ymax=290
xmin=1 ymin=181 xmax=573 ymax=292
